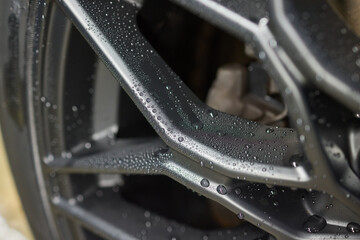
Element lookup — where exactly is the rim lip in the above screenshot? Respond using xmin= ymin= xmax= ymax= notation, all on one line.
xmin=26 ymin=0 xmax=61 ymax=239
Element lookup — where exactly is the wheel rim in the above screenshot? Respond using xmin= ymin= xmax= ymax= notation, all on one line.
xmin=26 ymin=0 xmax=360 ymax=239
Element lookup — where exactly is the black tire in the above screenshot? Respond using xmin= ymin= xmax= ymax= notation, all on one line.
xmin=0 ymin=0 xmax=54 ymax=239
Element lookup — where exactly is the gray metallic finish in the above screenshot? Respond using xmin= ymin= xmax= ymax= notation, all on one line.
xmin=47 ymin=136 xmax=360 ymax=239
xmin=53 ymin=194 xmax=266 ymax=240
xmin=171 ymin=0 xmax=360 ymax=219
xmin=270 ymin=0 xmax=360 ymax=113
xmin=53 ymin=198 xmax=137 ymax=240
xmin=55 ymin=0 xmax=308 ymax=190
xmin=36 ymin=0 xmax=360 ymax=239
xmin=48 ymin=138 xmax=168 ymax=174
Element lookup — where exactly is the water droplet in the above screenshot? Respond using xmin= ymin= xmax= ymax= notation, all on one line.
xmin=207 ymin=109 xmax=218 ymax=118
xmin=44 ymin=154 xmax=54 ymax=164
xmin=234 ymin=188 xmax=242 ymax=195
xmin=167 ymin=226 xmax=173 ymax=233
xmin=265 ymin=128 xmax=274 ymax=133
xmin=356 ymin=59 xmax=360 ymax=67
xmin=153 ymin=147 xmax=169 ymax=157
xmin=269 ymin=39 xmax=277 ymax=48
xmin=259 ymin=17 xmax=268 ymax=26
xmin=52 ymin=196 xmax=60 ymax=204
xmin=216 ymin=130 xmax=225 ymax=136
xmin=303 ymin=215 xmax=327 ymax=233
xmin=200 ymin=178 xmax=210 ymax=188
xmin=85 ymin=142 xmax=91 ymax=149
xmin=62 ymin=151 xmax=72 ymax=159
xmin=217 ymin=185 xmax=227 ymax=195
xmin=289 ymin=154 xmax=303 ymax=167
xmin=144 ymin=211 xmax=151 ymax=218
xmin=315 ymin=74 xmax=324 ymax=82
xmin=192 ymin=121 xmax=204 ymax=130
xmin=285 ymin=87 xmax=292 ymax=95
xmin=237 ymin=213 xmax=245 ymax=219
xmin=269 ymin=187 xmax=278 ymax=196
xmin=259 ymin=51 xmax=266 ymax=60
xmin=296 ymin=118 xmax=303 ymax=125
xmin=299 ymin=135 xmax=306 ymax=143
xmin=76 ymin=194 xmax=84 ymax=202
xmin=346 ymin=222 xmax=360 ymax=233
xmin=353 ymin=46 xmax=359 ymax=53
xmin=178 ymin=137 xmax=184 ymax=142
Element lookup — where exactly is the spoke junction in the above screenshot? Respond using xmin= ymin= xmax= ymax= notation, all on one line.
xmin=55 ymin=0 xmax=307 ymax=187
xmin=48 ymin=0 xmax=360 ymax=239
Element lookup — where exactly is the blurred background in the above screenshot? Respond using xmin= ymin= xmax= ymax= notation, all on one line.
xmin=0 ymin=130 xmax=33 ymax=240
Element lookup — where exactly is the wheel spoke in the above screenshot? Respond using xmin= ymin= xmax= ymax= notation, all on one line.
xmin=52 ymin=0 xmax=360 ymax=237
xmin=51 ymin=150 xmax=359 ymax=240
xmin=46 ymin=138 xmax=169 ymax=174
xmin=47 ymin=136 xmax=310 ymax=189
xmin=55 ymin=0 xmax=310 ymax=189
xmin=166 ymin=0 xmax=360 ymax=214
xmin=166 ymin=153 xmax=358 ymax=240
xmin=270 ymin=0 xmax=360 ymax=113
xmin=52 ymin=198 xmax=137 ymax=240
xmin=170 ymin=0 xmax=267 ymax=42
xmin=52 ymin=194 xmax=268 ymax=240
